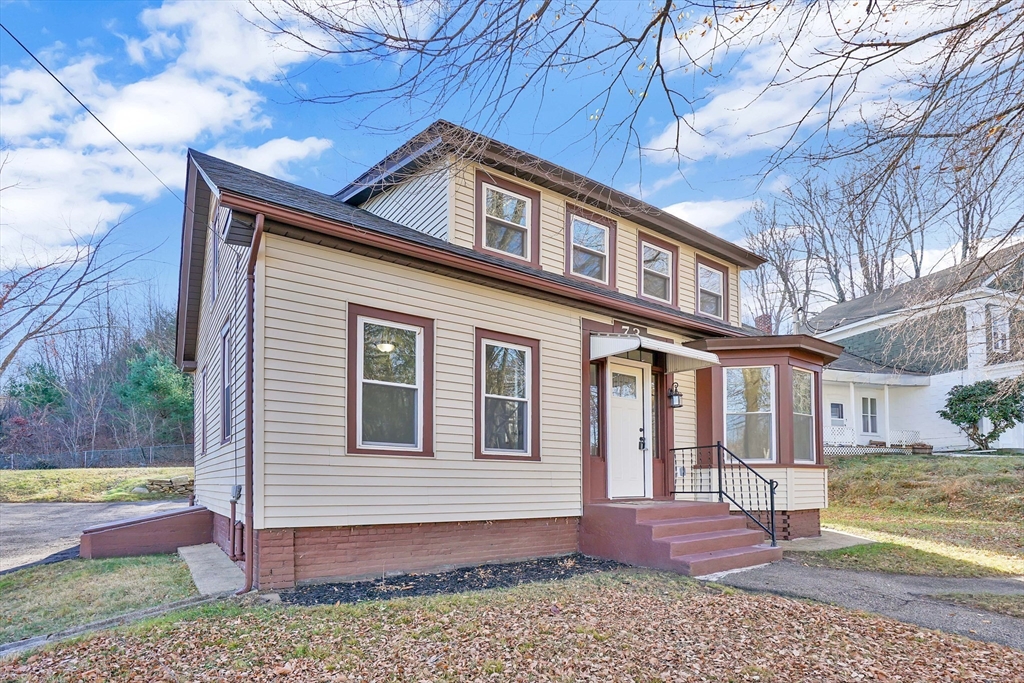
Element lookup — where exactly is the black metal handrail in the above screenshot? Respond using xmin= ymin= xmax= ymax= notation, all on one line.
xmin=670 ymin=442 xmax=778 ymax=546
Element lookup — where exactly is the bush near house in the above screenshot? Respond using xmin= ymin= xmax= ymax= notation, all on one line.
xmin=938 ymin=378 xmax=1024 ymax=450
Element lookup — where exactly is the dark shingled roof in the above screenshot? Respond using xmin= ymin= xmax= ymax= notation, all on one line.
xmin=807 ymin=242 xmax=1024 ymax=334
xmin=827 ymin=351 xmax=928 ymax=375
xmin=189 ymin=150 xmax=750 ymax=338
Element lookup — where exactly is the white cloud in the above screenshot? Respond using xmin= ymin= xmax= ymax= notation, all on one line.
xmin=662 ymin=198 xmax=754 ymax=232
xmin=0 ymin=1 xmax=331 ymax=265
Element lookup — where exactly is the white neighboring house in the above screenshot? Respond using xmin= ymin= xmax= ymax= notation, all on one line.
xmin=808 ymin=243 xmax=1024 ymax=452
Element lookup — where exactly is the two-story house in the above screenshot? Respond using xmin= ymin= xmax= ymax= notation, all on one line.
xmin=808 ymin=243 xmax=1023 ymax=452
xmin=141 ymin=121 xmax=842 ymax=590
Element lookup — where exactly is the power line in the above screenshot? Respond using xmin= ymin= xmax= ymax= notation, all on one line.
xmin=0 ymin=21 xmax=184 ymax=205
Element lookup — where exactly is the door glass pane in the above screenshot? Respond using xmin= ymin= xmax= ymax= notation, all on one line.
xmin=485 ymin=344 xmax=527 ymax=398
xmin=485 ymin=220 xmax=527 ymax=256
xmin=484 ymin=398 xmax=527 ymax=451
xmin=726 ymin=413 xmax=773 ymax=460
xmin=485 ymin=187 xmax=527 ymax=226
xmin=363 ymin=323 xmax=418 ymax=385
xmin=362 ymin=384 xmax=417 ymax=445
xmin=612 ymin=373 xmax=637 ymax=398
xmin=643 ymin=271 xmax=669 ymax=300
xmin=572 ymin=248 xmax=606 ymax=280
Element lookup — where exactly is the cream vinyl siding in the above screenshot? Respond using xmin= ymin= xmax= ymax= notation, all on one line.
xmin=360 ymin=165 xmax=450 ymax=240
xmin=683 ymin=467 xmax=826 ymax=511
xmin=258 ymin=234 xmax=583 ymax=529
xmin=451 ymin=164 xmax=743 ymax=326
xmin=192 ymin=199 xmax=249 ymax=521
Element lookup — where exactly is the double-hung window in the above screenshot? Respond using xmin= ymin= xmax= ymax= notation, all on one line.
xmin=793 ymin=368 xmax=816 ymax=463
xmin=483 ymin=183 xmax=532 ymax=260
xmin=640 ymin=240 xmax=673 ymax=303
xmin=477 ymin=330 xmax=540 ymax=460
xmin=991 ymin=308 xmax=1011 ymax=354
xmin=861 ymin=397 xmax=878 ymax=434
xmin=348 ymin=305 xmax=434 ymax=457
xmin=724 ymin=366 xmax=775 ymax=461
xmin=697 ymin=262 xmax=726 ymax=319
xmin=569 ymin=216 xmax=610 ymax=283
xmin=220 ymin=323 xmax=231 ymax=442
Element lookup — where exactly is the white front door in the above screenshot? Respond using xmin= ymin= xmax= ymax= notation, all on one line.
xmin=607 ymin=361 xmax=650 ymax=498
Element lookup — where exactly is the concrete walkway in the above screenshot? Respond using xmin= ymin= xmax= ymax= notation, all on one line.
xmin=716 ymin=558 xmax=1024 ymax=651
xmin=0 ymin=501 xmax=187 ymax=573
xmin=178 ymin=543 xmax=244 ymax=596
xmin=777 ymin=529 xmax=874 ymax=552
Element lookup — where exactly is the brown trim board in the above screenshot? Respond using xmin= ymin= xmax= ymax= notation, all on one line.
xmin=346 ymin=303 xmax=435 ymax=458
xmin=474 ymin=328 xmax=542 ymax=462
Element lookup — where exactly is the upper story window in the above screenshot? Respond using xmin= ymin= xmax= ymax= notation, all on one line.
xmin=725 ymin=366 xmax=775 ymax=461
xmin=991 ymin=307 xmax=1011 ymax=354
xmin=793 ymin=368 xmax=816 ymax=463
xmin=347 ymin=304 xmax=435 ymax=457
xmin=639 ymin=235 xmax=676 ymax=305
xmin=474 ymin=171 xmax=541 ymax=266
xmin=477 ymin=329 xmax=541 ymax=461
xmin=565 ymin=205 xmax=616 ymax=287
xmin=697 ymin=260 xmax=727 ymax=319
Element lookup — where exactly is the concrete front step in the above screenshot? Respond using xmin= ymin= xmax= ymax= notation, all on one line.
xmin=632 ymin=501 xmax=730 ymax=522
xmin=658 ymin=527 xmax=768 ymax=557
xmin=677 ymin=544 xmax=783 ymax=576
xmin=645 ymin=514 xmax=748 ymax=538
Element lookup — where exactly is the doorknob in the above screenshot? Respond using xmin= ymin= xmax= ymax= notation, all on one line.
xmin=638 ymin=427 xmax=646 ymax=451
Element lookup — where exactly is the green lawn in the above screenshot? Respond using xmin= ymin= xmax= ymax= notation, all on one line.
xmin=0 ymin=467 xmax=193 ymax=503
xmin=4 ymin=570 xmax=1022 ymax=681
xmin=932 ymin=593 xmax=1024 ymax=619
xmin=795 ymin=454 xmax=1024 ymax=577
xmin=0 ymin=555 xmax=197 ymax=643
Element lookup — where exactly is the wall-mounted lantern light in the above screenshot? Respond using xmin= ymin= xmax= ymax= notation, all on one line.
xmin=668 ymin=382 xmax=683 ymax=409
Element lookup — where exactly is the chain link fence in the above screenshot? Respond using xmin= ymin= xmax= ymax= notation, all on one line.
xmin=2 ymin=444 xmax=194 ymax=470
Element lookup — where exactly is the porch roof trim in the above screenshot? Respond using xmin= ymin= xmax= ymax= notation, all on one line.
xmin=590 ymin=333 xmax=720 ymax=372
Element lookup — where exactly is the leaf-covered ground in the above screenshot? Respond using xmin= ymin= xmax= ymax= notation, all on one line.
xmin=0 ymin=467 xmax=193 ymax=503
xmin=4 ymin=570 xmax=1022 ymax=682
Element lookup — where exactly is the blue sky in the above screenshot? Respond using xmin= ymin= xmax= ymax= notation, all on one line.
xmin=0 ymin=1 xmax=948 ymax=306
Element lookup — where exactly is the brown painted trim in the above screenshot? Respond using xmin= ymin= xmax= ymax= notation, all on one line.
xmin=687 ymin=335 xmax=843 ymax=364
xmin=637 ymin=232 xmax=679 ymax=309
xmin=175 ymin=160 xmax=198 ymax=369
xmin=346 ymin=303 xmax=435 ymax=458
xmin=564 ymin=203 xmax=617 ymax=289
xmin=694 ymin=255 xmax=730 ymax=323
xmin=474 ymin=328 xmax=542 ymax=461
xmin=240 ymin=212 xmax=264 ymax=594
xmin=582 ymin=319 xmax=615 ymax=504
xmin=474 ymin=170 xmax=541 ymax=267
xmin=220 ymin=192 xmax=745 ymax=339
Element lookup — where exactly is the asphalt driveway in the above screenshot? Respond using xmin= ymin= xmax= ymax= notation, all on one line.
xmin=0 ymin=501 xmax=187 ymax=573
xmin=717 ymin=558 xmax=1024 ymax=651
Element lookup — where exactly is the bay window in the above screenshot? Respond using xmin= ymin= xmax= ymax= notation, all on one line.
xmin=793 ymin=368 xmax=816 ymax=462
xmin=477 ymin=329 xmax=541 ymax=460
xmin=725 ymin=366 xmax=775 ymax=461
xmin=348 ymin=304 xmax=434 ymax=457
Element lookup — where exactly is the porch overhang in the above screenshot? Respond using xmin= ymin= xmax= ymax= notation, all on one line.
xmin=590 ymin=333 xmax=720 ymax=372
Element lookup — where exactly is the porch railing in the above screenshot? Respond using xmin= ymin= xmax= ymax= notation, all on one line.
xmin=671 ymin=442 xmax=778 ymax=547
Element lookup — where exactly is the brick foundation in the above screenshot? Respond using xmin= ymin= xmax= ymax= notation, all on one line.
xmin=736 ymin=509 xmax=821 ymax=540
xmin=253 ymin=517 xmax=580 ymax=590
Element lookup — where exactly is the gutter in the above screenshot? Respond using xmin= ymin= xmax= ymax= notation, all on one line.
xmin=238 ymin=212 xmax=264 ymax=594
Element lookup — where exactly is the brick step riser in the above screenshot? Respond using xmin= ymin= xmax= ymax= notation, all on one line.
xmin=682 ymin=547 xmax=783 ymax=576
xmin=664 ymin=531 xmax=768 ymax=557
xmin=633 ymin=503 xmax=730 ymax=523
xmin=646 ymin=516 xmax=748 ymax=538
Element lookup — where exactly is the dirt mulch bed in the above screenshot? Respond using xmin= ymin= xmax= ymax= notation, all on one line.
xmin=281 ymin=554 xmax=623 ymax=606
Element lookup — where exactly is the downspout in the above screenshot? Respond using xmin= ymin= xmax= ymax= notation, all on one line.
xmin=238 ymin=213 xmax=264 ymax=594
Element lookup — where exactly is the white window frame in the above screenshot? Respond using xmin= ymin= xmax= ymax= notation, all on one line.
xmin=991 ymin=307 xmax=1011 ymax=353
xmin=793 ymin=368 xmax=816 ymax=463
xmin=355 ymin=315 xmax=424 ymax=451
xmin=480 ymin=338 xmax=533 ymax=457
xmin=861 ymin=397 xmax=878 ymax=434
xmin=569 ymin=216 xmax=609 ymax=284
xmin=481 ymin=182 xmax=532 ymax=262
xmin=830 ymin=402 xmax=845 ymax=427
xmin=641 ymin=241 xmax=673 ymax=303
xmin=724 ymin=365 xmax=776 ymax=463
xmin=220 ymin=322 xmax=231 ymax=443
xmin=697 ymin=263 xmax=725 ymax=319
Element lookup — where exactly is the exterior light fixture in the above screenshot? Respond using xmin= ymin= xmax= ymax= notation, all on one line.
xmin=668 ymin=382 xmax=683 ymax=409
